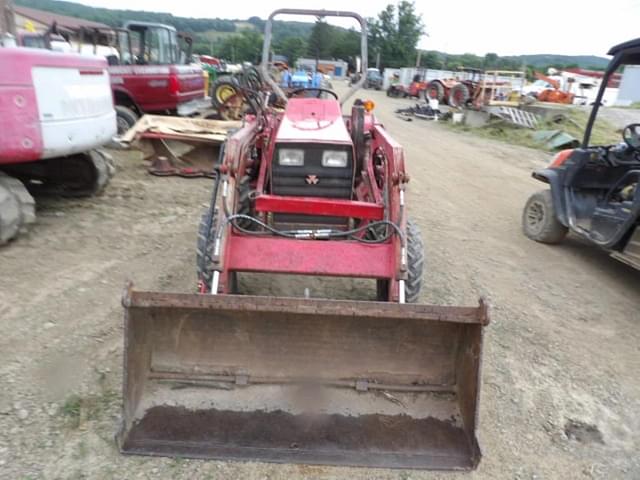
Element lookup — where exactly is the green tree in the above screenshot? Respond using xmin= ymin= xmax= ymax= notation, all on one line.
xmin=484 ymin=52 xmax=498 ymax=68
xmin=420 ymin=51 xmax=443 ymax=69
xmin=215 ymin=30 xmax=263 ymax=64
xmin=368 ymin=1 xmax=425 ymax=69
xmin=275 ymin=36 xmax=308 ymax=65
xmin=308 ymin=19 xmax=334 ymax=61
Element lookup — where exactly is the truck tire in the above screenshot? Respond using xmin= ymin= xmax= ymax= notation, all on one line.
xmin=115 ymin=105 xmax=138 ymax=135
xmin=448 ymin=83 xmax=470 ymax=108
xmin=376 ymin=218 xmax=425 ymax=303
xmin=522 ymin=189 xmax=568 ymax=244
xmin=426 ymin=82 xmax=444 ymax=102
xmin=0 ymin=180 xmax=21 ymax=245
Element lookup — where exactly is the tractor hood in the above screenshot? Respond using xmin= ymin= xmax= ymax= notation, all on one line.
xmin=275 ymin=98 xmax=352 ymax=145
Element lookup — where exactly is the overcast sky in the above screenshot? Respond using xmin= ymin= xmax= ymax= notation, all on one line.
xmin=68 ymin=0 xmax=640 ymax=57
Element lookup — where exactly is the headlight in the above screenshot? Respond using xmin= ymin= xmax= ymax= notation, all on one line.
xmin=322 ymin=150 xmax=348 ymax=168
xmin=278 ymin=149 xmax=304 ymax=166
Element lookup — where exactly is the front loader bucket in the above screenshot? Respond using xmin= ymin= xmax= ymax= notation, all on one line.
xmin=118 ymin=287 xmax=489 ymax=470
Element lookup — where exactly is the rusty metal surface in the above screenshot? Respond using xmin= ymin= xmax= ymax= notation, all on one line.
xmin=118 ymin=286 xmax=488 ymax=470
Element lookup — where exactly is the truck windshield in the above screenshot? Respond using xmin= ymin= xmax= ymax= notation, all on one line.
xmin=130 ymin=25 xmax=177 ymax=65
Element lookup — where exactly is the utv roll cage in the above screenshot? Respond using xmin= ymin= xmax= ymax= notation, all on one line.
xmin=584 ymin=38 xmax=640 ymax=147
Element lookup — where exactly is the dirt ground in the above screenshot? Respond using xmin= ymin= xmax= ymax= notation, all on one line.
xmin=1 ymin=88 xmax=639 ymax=480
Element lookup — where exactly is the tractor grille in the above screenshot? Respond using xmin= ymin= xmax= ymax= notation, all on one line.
xmin=271 ymin=143 xmax=354 ymax=226
xmin=272 ymin=144 xmax=353 ymax=199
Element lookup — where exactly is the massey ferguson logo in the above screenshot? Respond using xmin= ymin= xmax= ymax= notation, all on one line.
xmin=305 ymin=175 xmax=319 ymax=185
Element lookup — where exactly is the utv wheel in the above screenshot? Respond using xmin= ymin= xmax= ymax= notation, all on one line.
xmin=522 ymin=189 xmax=568 ymax=244
xmin=376 ymin=219 xmax=425 ymax=303
xmin=115 ymin=105 xmax=138 ymax=135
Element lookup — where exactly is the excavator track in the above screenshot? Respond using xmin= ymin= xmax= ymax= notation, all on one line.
xmin=0 ymin=173 xmax=35 ymax=245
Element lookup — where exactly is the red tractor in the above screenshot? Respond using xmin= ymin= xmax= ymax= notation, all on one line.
xmin=118 ymin=9 xmax=489 ymax=471
xmin=425 ymin=67 xmax=483 ymax=108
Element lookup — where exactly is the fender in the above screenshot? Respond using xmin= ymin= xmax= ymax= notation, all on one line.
xmin=532 ymin=168 xmax=568 ymax=226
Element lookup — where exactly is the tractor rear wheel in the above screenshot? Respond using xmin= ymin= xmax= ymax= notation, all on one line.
xmin=522 ymin=189 xmax=568 ymax=244
xmin=425 ymin=82 xmax=444 ymax=102
xmin=376 ymin=218 xmax=425 ymax=302
xmin=448 ymin=84 xmax=470 ymax=108
xmin=211 ymin=78 xmax=240 ymax=109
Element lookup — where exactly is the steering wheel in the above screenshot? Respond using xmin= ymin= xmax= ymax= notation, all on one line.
xmin=623 ymin=123 xmax=640 ymax=150
xmin=289 ymin=87 xmax=339 ymax=99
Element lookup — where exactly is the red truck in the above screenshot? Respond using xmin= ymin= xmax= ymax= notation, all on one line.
xmin=79 ymin=21 xmax=206 ymax=133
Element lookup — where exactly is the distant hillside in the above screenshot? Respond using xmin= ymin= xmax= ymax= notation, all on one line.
xmin=14 ymin=0 xmax=315 ymax=39
xmin=16 ymin=0 xmax=612 ymax=70
xmin=506 ymin=54 xmax=610 ymax=70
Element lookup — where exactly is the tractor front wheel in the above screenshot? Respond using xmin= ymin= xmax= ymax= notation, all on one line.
xmin=377 ymin=218 xmax=425 ymax=302
xmin=522 ymin=189 xmax=568 ymax=244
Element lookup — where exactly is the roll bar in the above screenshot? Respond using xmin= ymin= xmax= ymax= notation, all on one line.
xmin=260 ymin=9 xmax=367 ymax=106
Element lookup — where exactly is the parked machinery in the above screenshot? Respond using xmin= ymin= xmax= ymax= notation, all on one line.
xmin=522 ymin=38 xmax=640 ymax=269
xmin=77 ymin=22 xmax=206 ymax=134
xmin=0 ymin=30 xmax=116 ymax=244
xmin=425 ymin=67 xmax=483 ymax=108
xmin=387 ymin=73 xmax=428 ymax=98
xmin=118 ymin=9 xmax=489 ymax=471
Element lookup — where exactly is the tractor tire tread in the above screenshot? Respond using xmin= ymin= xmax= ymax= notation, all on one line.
xmin=405 ymin=218 xmax=425 ymax=303
xmin=196 ymin=209 xmax=218 ymax=291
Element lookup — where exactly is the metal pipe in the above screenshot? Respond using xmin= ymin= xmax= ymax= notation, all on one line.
xmin=149 ymin=371 xmax=456 ymax=394
xmin=260 ymin=9 xmax=367 ymax=106
xmin=582 ymin=55 xmax=620 ymax=147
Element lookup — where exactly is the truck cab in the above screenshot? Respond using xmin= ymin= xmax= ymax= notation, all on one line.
xmin=81 ymin=22 xmax=206 ymax=133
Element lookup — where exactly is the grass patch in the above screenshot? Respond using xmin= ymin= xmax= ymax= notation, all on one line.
xmin=451 ymin=107 xmax=620 ymax=150
xmin=60 ymin=390 xmax=119 ymax=428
